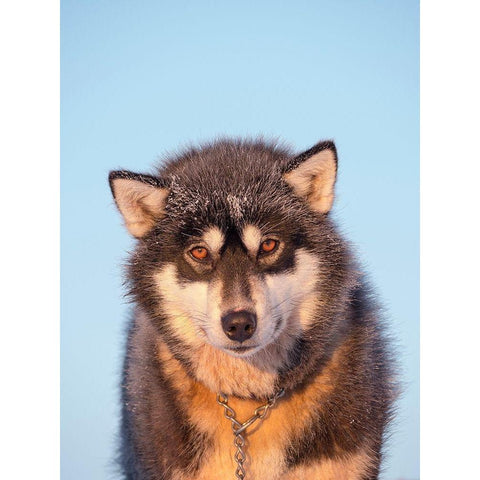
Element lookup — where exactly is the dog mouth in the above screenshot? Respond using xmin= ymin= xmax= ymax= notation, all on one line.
xmin=224 ymin=345 xmax=259 ymax=354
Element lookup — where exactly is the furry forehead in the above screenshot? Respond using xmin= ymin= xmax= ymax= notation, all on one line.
xmin=109 ymin=138 xmax=337 ymax=238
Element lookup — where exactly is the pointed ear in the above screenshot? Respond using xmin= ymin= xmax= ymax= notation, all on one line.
xmin=109 ymin=171 xmax=170 ymax=238
xmin=283 ymin=140 xmax=337 ymax=214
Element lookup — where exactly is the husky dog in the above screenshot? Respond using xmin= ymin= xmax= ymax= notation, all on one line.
xmin=109 ymin=139 xmax=396 ymax=480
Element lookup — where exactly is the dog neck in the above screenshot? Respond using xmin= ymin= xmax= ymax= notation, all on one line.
xmin=157 ymin=338 xmax=288 ymax=399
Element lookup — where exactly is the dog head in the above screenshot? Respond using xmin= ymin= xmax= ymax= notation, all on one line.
xmin=110 ymin=139 xmax=349 ymax=379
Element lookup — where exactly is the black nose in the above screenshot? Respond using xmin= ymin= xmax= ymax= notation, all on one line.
xmin=221 ymin=310 xmax=257 ymax=343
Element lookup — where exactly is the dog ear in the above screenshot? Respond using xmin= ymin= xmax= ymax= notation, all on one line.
xmin=283 ymin=140 xmax=337 ymax=214
xmin=109 ymin=171 xmax=170 ymax=238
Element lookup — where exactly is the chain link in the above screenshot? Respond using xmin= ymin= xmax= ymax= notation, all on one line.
xmin=216 ymin=388 xmax=285 ymax=480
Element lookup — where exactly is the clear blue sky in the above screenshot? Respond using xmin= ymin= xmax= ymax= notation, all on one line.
xmin=61 ymin=1 xmax=419 ymax=479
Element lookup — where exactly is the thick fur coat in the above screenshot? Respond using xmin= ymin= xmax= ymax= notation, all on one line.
xmin=109 ymin=139 xmax=396 ymax=480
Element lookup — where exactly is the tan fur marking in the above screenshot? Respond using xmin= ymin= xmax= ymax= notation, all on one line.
xmin=157 ymin=338 xmax=364 ymax=480
xmin=202 ymin=226 xmax=225 ymax=254
xmin=112 ymin=178 xmax=169 ymax=237
xmin=283 ymin=149 xmax=336 ymax=213
xmin=241 ymin=224 xmax=263 ymax=254
xmin=264 ymin=249 xmax=320 ymax=331
xmin=155 ymin=264 xmax=209 ymax=348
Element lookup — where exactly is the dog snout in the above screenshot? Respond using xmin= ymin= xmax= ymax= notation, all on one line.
xmin=221 ymin=310 xmax=257 ymax=343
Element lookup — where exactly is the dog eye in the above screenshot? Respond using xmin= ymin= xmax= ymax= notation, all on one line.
xmin=190 ymin=246 xmax=210 ymax=261
xmin=259 ymin=239 xmax=278 ymax=255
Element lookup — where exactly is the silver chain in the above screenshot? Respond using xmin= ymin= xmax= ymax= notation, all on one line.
xmin=216 ymin=388 xmax=285 ymax=480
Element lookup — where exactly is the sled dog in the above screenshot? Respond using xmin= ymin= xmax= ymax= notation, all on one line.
xmin=109 ymin=138 xmax=396 ymax=479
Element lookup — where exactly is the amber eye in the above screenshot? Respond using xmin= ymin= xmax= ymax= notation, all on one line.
xmin=190 ymin=246 xmax=209 ymax=261
xmin=260 ymin=239 xmax=278 ymax=254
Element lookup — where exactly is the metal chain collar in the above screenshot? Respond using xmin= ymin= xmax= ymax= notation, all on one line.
xmin=216 ymin=388 xmax=285 ymax=480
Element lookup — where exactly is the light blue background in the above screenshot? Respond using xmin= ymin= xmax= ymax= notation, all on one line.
xmin=61 ymin=1 xmax=419 ymax=479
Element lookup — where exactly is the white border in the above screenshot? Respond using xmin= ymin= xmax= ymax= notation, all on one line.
xmin=421 ymin=1 xmax=480 ymax=478
xmin=0 ymin=1 xmax=59 ymax=478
